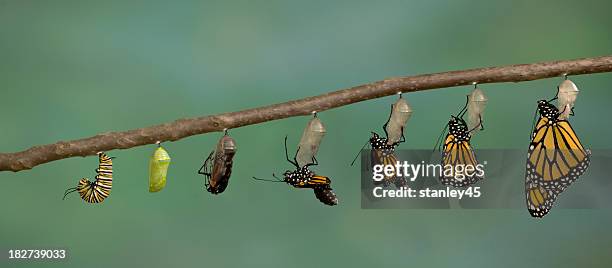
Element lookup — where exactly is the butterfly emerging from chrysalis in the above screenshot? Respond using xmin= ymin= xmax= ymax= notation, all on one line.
xmin=198 ymin=130 xmax=237 ymax=195
xmin=253 ymin=136 xmax=338 ymax=206
xmin=525 ymin=77 xmax=591 ymax=218
xmin=351 ymin=94 xmax=413 ymax=188
xmin=435 ymin=91 xmax=486 ymax=188
xmin=63 ymin=152 xmax=115 ymax=203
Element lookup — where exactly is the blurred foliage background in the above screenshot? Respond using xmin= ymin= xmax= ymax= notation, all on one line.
xmin=1 ymin=0 xmax=611 ymax=267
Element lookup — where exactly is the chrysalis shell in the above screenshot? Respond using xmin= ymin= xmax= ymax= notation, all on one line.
xmin=296 ymin=117 xmax=326 ymax=167
xmin=557 ymin=79 xmax=579 ymax=120
xmin=385 ymin=96 xmax=413 ymax=144
xmin=467 ymin=87 xmax=488 ymax=134
xmin=149 ymin=146 xmax=171 ymax=192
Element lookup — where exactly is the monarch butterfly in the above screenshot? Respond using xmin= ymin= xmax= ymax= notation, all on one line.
xmin=198 ymin=131 xmax=237 ymax=195
xmin=351 ymin=101 xmax=407 ymax=188
xmin=254 ymin=136 xmax=338 ymax=206
xmin=63 ymin=152 xmax=114 ymax=203
xmin=525 ymin=98 xmax=591 ymax=218
xmin=437 ymin=96 xmax=484 ymax=187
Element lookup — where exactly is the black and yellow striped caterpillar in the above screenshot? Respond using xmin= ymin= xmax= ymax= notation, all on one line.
xmin=63 ymin=152 xmax=114 ymax=203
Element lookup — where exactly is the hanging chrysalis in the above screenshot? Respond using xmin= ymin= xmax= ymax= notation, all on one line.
xmin=149 ymin=142 xmax=171 ymax=192
xmin=384 ymin=94 xmax=413 ymax=145
xmin=467 ymin=84 xmax=488 ymax=134
xmin=557 ymin=77 xmax=579 ymax=120
xmin=296 ymin=112 xmax=326 ymax=167
xmin=198 ymin=130 xmax=237 ymax=195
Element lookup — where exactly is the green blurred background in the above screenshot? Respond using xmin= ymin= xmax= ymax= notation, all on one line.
xmin=1 ymin=0 xmax=611 ymax=267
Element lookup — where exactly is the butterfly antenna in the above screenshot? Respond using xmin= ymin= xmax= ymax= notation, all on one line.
xmin=433 ymin=123 xmax=449 ymax=153
xmin=252 ymin=176 xmax=283 ymax=183
xmin=62 ymin=187 xmax=78 ymax=200
xmin=350 ymin=139 xmax=370 ymax=166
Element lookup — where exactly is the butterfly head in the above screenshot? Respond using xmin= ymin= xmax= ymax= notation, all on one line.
xmin=369 ymin=132 xmax=388 ymax=149
xmin=537 ymin=100 xmax=559 ymax=120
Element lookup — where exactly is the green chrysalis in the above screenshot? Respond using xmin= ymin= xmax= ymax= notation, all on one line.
xmin=149 ymin=145 xmax=171 ymax=192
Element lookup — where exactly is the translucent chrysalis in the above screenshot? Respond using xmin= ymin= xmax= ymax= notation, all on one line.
xmin=557 ymin=79 xmax=579 ymax=120
xmin=467 ymin=86 xmax=487 ymax=134
xmin=149 ymin=145 xmax=171 ymax=192
xmin=198 ymin=131 xmax=237 ymax=194
xmin=296 ymin=113 xmax=326 ymax=167
xmin=385 ymin=95 xmax=413 ymax=145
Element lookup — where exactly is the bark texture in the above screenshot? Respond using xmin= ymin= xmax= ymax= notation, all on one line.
xmin=1 ymin=56 xmax=611 ymax=172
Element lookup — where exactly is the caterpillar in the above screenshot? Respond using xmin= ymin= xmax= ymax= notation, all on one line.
xmin=63 ymin=152 xmax=114 ymax=203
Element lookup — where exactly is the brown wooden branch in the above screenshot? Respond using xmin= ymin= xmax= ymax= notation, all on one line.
xmin=1 ymin=56 xmax=612 ymax=172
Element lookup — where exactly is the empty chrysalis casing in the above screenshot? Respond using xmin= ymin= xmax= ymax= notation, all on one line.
xmin=557 ymin=79 xmax=579 ymax=120
xmin=203 ymin=134 xmax=237 ymax=194
xmin=385 ymin=96 xmax=413 ymax=144
xmin=149 ymin=146 xmax=171 ymax=192
xmin=467 ymin=87 xmax=488 ymax=134
xmin=296 ymin=116 xmax=326 ymax=167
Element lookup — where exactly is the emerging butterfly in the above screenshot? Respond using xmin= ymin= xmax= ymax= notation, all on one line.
xmin=351 ymin=107 xmax=407 ymax=188
xmin=253 ymin=136 xmax=338 ymax=206
xmin=525 ymin=97 xmax=591 ymax=218
xmin=436 ymin=96 xmax=484 ymax=187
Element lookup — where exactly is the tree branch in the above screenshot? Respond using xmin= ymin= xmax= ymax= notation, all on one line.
xmin=2 ymin=56 xmax=612 ymax=172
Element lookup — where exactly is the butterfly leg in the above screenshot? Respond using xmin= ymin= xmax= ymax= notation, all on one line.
xmin=458 ymin=95 xmax=469 ymax=118
xmin=382 ymin=104 xmax=393 ymax=137
xmin=284 ymin=136 xmax=299 ymax=168
xmin=478 ymin=114 xmax=485 ymax=130
xmin=197 ymin=151 xmax=214 ymax=175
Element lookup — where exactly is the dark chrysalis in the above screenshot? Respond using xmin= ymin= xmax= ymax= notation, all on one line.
xmin=253 ymin=136 xmax=338 ymax=206
xmin=198 ymin=130 xmax=237 ymax=195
